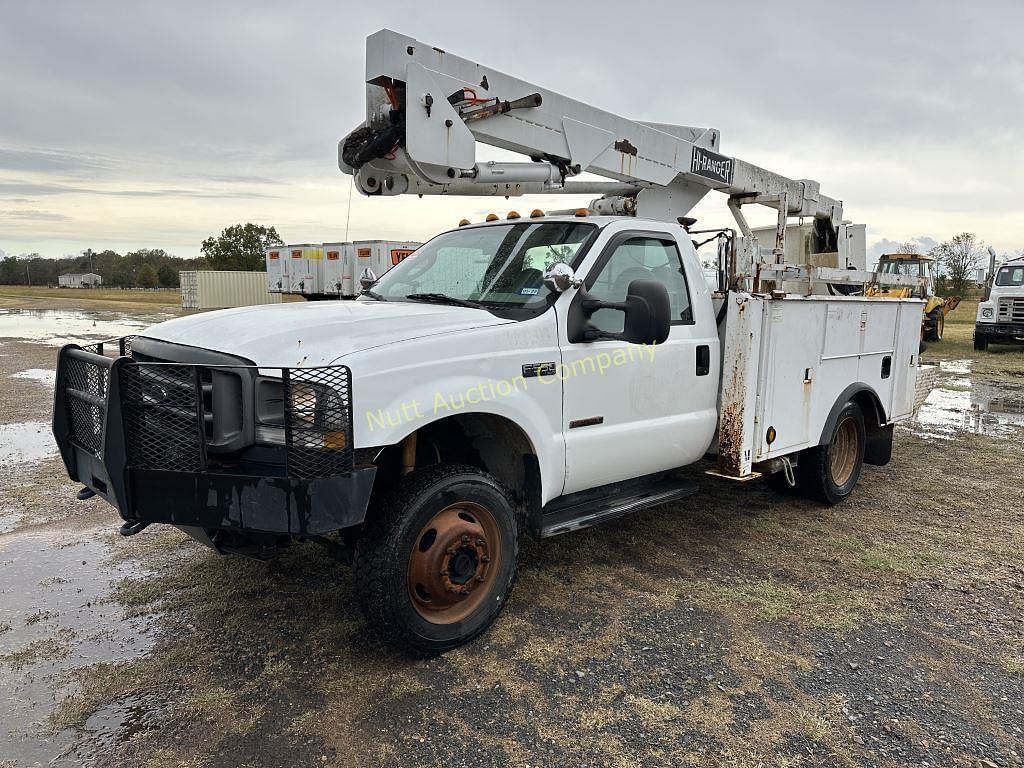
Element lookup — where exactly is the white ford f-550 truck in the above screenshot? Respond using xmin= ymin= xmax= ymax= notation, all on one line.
xmin=52 ymin=31 xmax=927 ymax=653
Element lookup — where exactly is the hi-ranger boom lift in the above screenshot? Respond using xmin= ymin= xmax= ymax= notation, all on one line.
xmin=339 ymin=29 xmax=919 ymax=296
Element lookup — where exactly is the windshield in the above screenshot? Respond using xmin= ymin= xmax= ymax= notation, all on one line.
xmin=995 ymin=265 xmax=1024 ymax=287
xmin=878 ymin=259 xmax=924 ymax=276
xmin=366 ymin=221 xmax=596 ymax=315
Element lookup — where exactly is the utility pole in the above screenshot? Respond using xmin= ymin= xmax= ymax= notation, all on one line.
xmin=84 ymin=247 xmax=94 ymax=273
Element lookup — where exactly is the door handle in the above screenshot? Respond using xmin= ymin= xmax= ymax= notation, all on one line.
xmin=696 ymin=345 xmax=710 ymax=376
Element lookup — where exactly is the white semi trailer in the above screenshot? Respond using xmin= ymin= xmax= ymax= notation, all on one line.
xmin=52 ymin=30 xmax=928 ymax=654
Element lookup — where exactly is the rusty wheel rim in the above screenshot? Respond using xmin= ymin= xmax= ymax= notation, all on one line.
xmin=407 ymin=502 xmax=501 ymax=625
xmin=828 ymin=417 xmax=858 ymax=487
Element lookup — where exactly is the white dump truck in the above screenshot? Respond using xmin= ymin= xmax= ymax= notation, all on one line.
xmin=976 ymin=247 xmax=1024 ymax=350
xmin=52 ymin=30 xmax=927 ymax=654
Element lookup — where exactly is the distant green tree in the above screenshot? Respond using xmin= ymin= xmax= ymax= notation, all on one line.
xmin=930 ymin=233 xmax=984 ymax=295
xmin=0 ymin=256 xmax=23 ymax=285
xmin=137 ymin=264 xmax=158 ymax=288
xmin=156 ymin=264 xmax=178 ymax=287
xmin=200 ymin=223 xmax=283 ymax=271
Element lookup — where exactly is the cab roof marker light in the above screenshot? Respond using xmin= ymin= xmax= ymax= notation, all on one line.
xmin=530 ymin=209 xmax=545 ymax=218
xmin=485 ymin=213 xmax=499 ymax=222
xmin=574 ymin=208 xmax=590 ymax=217
xmin=458 ymin=218 xmax=471 ymax=226
xmin=507 ymin=211 xmax=520 ymax=219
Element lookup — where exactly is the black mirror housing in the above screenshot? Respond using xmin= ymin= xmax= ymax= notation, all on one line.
xmin=621 ymin=279 xmax=671 ymax=345
xmin=568 ymin=278 xmax=671 ymax=345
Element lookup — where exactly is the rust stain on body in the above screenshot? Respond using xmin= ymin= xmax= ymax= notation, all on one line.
xmin=614 ymin=139 xmax=638 ymax=156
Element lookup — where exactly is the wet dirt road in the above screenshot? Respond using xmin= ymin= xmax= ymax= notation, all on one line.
xmin=1 ymin=302 xmax=1022 ymax=768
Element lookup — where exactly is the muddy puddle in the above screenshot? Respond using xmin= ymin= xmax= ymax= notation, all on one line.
xmin=0 ymin=528 xmax=155 ymax=766
xmin=0 ymin=308 xmax=171 ymax=348
xmin=9 ymin=369 xmax=57 ymax=389
xmin=0 ymin=421 xmax=57 ymax=466
xmin=910 ymin=359 xmax=1024 ymax=439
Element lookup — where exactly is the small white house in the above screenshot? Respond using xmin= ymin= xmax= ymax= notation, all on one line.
xmin=58 ymin=272 xmax=102 ymax=288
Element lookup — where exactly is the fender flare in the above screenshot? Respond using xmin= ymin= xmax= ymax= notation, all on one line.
xmin=818 ymin=383 xmax=885 ymax=446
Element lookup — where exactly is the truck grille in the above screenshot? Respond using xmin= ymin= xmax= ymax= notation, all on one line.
xmin=998 ymin=297 xmax=1024 ymax=324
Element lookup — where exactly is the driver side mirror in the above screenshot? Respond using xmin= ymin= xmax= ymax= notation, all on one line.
xmin=569 ymin=278 xmax=671 ymax=345
xmin=359 ymin=267 xmax=378 ymax=291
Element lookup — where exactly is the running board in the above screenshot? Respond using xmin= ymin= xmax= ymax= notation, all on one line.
xmin=539 ymin=476 xmax=698 ymax=538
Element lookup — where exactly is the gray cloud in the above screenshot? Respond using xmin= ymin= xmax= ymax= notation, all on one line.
xmin=0 ymin=0 xmax=1021 ymax=257
xmin=868 ymin=235 xmax=945 ymax=263
xmin=0 ymin=180 xmax=278 ymax=199
xmin=0 ymin=147 xmax=112 ymax=175
xmin=0 ymin=209 xmax=70 ymax=221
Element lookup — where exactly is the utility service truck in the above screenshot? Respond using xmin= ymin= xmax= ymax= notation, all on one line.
xmin=976 ymin=247 xmax=1024 ymax=351
xmin=53 ymin=30 xmax=928 ymax=654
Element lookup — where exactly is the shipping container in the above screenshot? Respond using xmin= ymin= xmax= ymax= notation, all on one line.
xmin=322 ymin=242 xmax=352 ymax=296
xmin=352 ymin=240 xmax=422 ymax=287
xmin=265 ymin=245 xmax=287 ymax=293
xmin=285 ymin=244 xmax=324 ymax=295
xmin=180 ymin=271 xmax=282 ymax=310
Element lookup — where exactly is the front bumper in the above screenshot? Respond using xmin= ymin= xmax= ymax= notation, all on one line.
xmin=52 ymin=341 xmax=374 ymax=536
xmin=976 ymin=322 xmax=1024 ymax=339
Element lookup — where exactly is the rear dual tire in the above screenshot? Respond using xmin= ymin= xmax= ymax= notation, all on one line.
xmin=767 ymin=401 xmax=866 ymax=506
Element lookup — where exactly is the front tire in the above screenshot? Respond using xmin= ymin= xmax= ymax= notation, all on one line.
xmin=796 ymin=401 xmax=866 ymax=505
xmin=353 ymin=464 xmax=518 ymax=656
xmin=974 ymin=331 xmax=989 ymax=352
xmin=926 ymin=308 xmax=945 ymax=342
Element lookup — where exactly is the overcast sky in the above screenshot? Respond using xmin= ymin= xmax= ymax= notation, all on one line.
xmin=1 ymin=0 xmax=1022 ymax=262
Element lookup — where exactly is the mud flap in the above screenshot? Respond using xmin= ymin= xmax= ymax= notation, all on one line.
xmin=864 ymin=423 xmax=893 ymax=466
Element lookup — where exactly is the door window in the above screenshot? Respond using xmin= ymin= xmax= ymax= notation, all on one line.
xmin=587 ymin=237 xmax=693 ymax=333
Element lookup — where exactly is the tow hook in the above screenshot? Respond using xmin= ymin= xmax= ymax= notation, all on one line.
xmin=781 ymin=456 xmax=796 ymax=488
xmin=119 ymin=520 xmax=150 ymax=537
xmin=76 ymin=487 xmax=96 ymax=500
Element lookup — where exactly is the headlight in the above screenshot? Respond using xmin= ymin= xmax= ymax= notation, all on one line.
xmin=982 ymin=307 xmax=994 ymax=319
xmin=255 ymin=377 xmax=348 ymax=450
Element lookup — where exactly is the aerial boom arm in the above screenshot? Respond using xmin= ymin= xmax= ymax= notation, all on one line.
xmin=340 ymin=29 xmax=843 ymax=228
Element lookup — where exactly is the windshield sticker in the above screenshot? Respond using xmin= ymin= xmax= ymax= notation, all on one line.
xmin=520 ymin=287 xmax=539 ymax=296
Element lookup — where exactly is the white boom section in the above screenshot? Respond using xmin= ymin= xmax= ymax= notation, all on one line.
xmin=339 ymin=29 xmax=842 ymax=227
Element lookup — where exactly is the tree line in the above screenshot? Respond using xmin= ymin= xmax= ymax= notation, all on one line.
xmin=896 ymin=232 xmax=998 ymax=295
xmin=0 ymin=223 xmax=282 ymax=288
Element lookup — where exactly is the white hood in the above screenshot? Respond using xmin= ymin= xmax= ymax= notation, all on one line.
xmin=139 ymin=300 xmax=514 ymax=366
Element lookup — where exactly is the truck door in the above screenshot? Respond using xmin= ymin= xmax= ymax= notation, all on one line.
xmin=558 ymin=231 xmax=720 ymax=495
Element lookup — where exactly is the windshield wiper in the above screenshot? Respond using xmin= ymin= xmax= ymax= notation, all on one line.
xmin=361 ymin=289 xmax=387 ymax=301
xmin=405 ymin=293 xmax=487 ymax=309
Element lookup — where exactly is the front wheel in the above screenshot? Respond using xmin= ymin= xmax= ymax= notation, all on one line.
xmin=926 ymin=308 xmax=945 ymax=342
xmin=974 ymin=331 xmax=989 ymax=352
xmin=353 ymin=464 xmax=518 ymax=655
xmin=796 ymin=401 xmax=866 ymax=505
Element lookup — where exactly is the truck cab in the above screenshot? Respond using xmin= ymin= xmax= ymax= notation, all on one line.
xmin=976 ymin=255 xmax=1024 ymax=350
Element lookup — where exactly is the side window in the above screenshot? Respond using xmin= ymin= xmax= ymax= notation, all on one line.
xmin=587 ymin=237 xmax=693 ymax=333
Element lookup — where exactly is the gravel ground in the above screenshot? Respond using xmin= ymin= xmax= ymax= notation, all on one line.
xmin=0 ymin=298 xmax=1021 ymax=768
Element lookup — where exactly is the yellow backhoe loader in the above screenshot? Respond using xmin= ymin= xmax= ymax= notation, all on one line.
xmin=868 ymin=253 xmax=961 ymax=341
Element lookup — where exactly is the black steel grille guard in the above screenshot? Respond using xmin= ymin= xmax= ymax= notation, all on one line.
xmin=54 ymin=336 xmax=354 ymax=482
